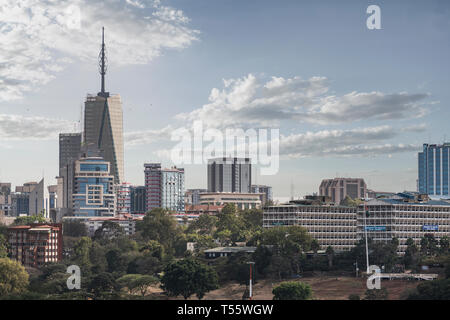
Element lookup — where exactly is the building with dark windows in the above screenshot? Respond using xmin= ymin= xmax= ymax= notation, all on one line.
xmin=418 ymin=143 xmax=450 ymax=198
xmin=130 ymin=186 xmax=146 ymax=215
xmin=319 ymin=178 xmax=367 ymax=204
xmin=59 ymin=133 xmax=82 ymax=177
xmin=251 ymin=184 xmax=273 ymax=205
xmin=207 ymin=157 xmax=251 ymax=193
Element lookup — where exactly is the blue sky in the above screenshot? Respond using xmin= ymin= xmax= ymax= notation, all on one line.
xmin=0 ymin=0 xmax=449 ymax=200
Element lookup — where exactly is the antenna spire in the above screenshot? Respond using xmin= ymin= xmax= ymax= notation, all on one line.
xmin=98 ymin=27 xmax=109 ymax=97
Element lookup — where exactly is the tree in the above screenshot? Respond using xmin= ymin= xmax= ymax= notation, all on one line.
xmin=88 ymin=272 xmax=119 ymax=299
xmin=420 ymin=234 xmax=438 ymax=256
xmin=93 ymin=221 xmax=124 ymax=241
xmin=272 ymin=281 xmax=313 ymax=300
xmin=13 ymin=214 xmax=46 ymax=225
xmin=348 ymin=294 xmax=360 ymax=300
xmin=404 ymin=238 xmax=420 ymax=270
xmin=0 ymin=258 xmax=29 ymax=296
xmin=72 ymin=236 xmax=92 ymax=271
xmin=63 ymin=219 xmax=87 ymax=237
xmin=407 ymin=279 xmax=450 ymax=300
xmin=161 ymin=258 xmax=219 ymax=299
xmin=326 ymin=246 xmax=335 ymax=268
xmin=0 ymin=234 xmax=8 ymax=258
xmin=439 ymin=236 xmax=449 ymax=254
xmin=117 ymin=274 xmax=158 ymax=297
xmin=187 ymin=214 xmax=218 ymax=236
xmin=311 ymin=239 xmax=320 ymax=255
xmin=136 ymin=208 xmax=181 ymax=254
xmin=364 ymin=288 xmax=389 ymax=300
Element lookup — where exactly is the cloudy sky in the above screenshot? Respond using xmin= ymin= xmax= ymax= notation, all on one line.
xmin=0 ymin=0 xmax=449 ymax=201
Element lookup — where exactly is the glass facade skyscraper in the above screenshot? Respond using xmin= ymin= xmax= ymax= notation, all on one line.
xmin=418 ymin=143 xmax=450 ymax=197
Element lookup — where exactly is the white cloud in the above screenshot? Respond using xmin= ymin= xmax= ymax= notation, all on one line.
xmin=0 ymin=0 xmax=199 ymax=101
xmin=124 ymin=125 xmax=174 ymax=146
xmin=279 ymin=126 xmax=420 ymax=158
xmin=177 ymin=74 xmax=430 ymax=129
xmin=0 ymin=113 xmax=76 ymax=140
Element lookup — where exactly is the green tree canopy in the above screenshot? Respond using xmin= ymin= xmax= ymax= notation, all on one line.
xmin=272 ymin=281 xmax=313 ymax=300
xmin=0 ymin=258 xmax=29 ymax=296
xmin=117 ymin=274 xmax=159 ymax=296
xmin=161 ymin=258 xmax=219 ymax=299
xmin=63 ymin=219 xmax=87 ymax=237
xmin=136 ymin=208 xmax=181 ymax=254
xmin=13 ymin=214 xmax=46 ymax=225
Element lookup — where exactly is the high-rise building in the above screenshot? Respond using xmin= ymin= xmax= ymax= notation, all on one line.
xmin=59 ymin=133 xmax=82 ymax=177
xmin=251 ymin=184 xmax=273 ymax=205
xmin=83 ymin=28 xmax=124 ymax=184
xmin=319 ymin=178 xmax=367 ymax=204
xmin=11 ymin=180 xmax=44 ymax=216
xmin=72 ymin=156 xmax=115 ymax=217
xmin=207 ymin=157 xmax=251 ymax=193
xmin=115 ymin=182 xmax=131 ymax=215
xmin=130 ymin=186 xmax=146 ymax=215
xmin=144 ymin=163 xmax=185 ymax=213
xmin=418 ymin=143 xmax=450 ymax=197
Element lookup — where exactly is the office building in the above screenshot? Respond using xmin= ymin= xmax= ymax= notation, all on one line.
xmin=8 ymin=223 xmax=62 ymax=268
xmin=115 ymin=182 xmax=131 ymax=215
xmin=418 ymin=143 xmax=450 ymax=197
xmin=185 ymin=189 xmax=207 ymax=205
xmin=72 ymin=156 xmax=115 ymax=217
xmin=10 ymin=180 xmax=44 ymax=216
xmin=59 ymin=133 xmax=82 ymax=177
xmin=263 ymin=193 xmax=450 ymax=254
xmin=83 ymin=28 xmax=124 ymax=184
xmin=144 ymin=163 xmax=185 ymax=213
xmin=130 ymin=186 xmax=146 ymax=215
xmin=263 ymin=201 xmax=357 ymax=252
xmin=199 ymin=192 xmax=262 ymax=210
xmin=357 ymin=195 xmax=450 ymax=253
xmin=319 ymin=178 xmax=367 ymax=204
xmin=207 ymin=157 xmax=251 ymax=193
xmin=251 ymin=184 xmax=273 ymax=205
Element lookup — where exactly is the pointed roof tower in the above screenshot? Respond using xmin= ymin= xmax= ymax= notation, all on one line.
xmin=98 ymin=27 xmax=109 ymax=97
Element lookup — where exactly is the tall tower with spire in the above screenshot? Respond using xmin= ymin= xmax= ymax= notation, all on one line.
xmin=83 ymin=27 xmax=124 ymax=184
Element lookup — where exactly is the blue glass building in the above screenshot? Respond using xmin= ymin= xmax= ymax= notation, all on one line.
xmin=418 ymin=143 xmax=450 ymax=197
xmin=72 ymin=157 xmax=116 ymax=217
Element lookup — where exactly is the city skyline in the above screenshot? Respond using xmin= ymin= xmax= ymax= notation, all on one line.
xmin=0 ymin=1 xmax=449 ymax=201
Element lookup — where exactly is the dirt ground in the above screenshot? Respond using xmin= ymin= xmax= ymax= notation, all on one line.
xmin=197 ymin=276 xmax=420 ymax=300
xmin=147 ymin=275 xmax=422 ymax=300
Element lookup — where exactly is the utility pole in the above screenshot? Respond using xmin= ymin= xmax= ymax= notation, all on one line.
xmin=247 ymin=261 xmax=255 ymax=300
xmin=364 ymin=200 xmax=370 ymax=273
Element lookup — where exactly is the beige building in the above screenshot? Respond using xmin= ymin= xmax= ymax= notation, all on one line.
xmin=199 ymin=192 xmax=262 ymax=210
xmin=263 ymin=203 xmax=357 ymax=252
xmin=84 ymin=94 xmax=124 ymax=184
xmin=319 ymin=178 xmax=367 ymax=204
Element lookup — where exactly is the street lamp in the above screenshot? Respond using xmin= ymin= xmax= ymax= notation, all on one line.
xmin=364 ymin=200 xmax=370 ymax=274
xmin=246 ymin=261 xmax=255 ymax=300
